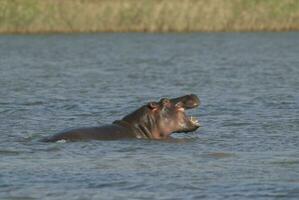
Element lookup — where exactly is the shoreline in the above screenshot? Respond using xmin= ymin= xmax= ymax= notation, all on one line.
xmin=1 ymin=29 xmax=298 ymax=35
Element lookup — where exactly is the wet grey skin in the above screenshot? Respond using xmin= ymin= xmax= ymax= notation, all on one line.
xmin=41 ymin=94 xmax=200 ymax=142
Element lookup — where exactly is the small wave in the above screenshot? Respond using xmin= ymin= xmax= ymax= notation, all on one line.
xmin=16 ymin=132 xmax=41 ymax=142
xmin=0 ymin=102 xmax=11 ymax=105
xmin=222 ymin=122 xmax=252 ymax=127
xmin=0 ymin=109 xmax=11 ymax=114
xmin=116 ymin=146 xmax=144 ymax=153
xmin=22 ymin=101 xmax=44 ymax=106
xmin=0 ymin=149 xmax=20 ymax=156
xmin=56 ymin=139 xmax=67 ymax=143
xmin=2 ymin=196 xmax=36 ymax=200
xmin=203 ymin=152 xmax=237 ymax=159
xmin=62 ymin=104 xmax=78 ymax=110
xmin=271 ymin=159 xmax=299 ymax=166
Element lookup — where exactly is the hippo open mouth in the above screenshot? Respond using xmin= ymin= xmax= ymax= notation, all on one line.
xmin=171 ymin=94 xmax=201 ymax=132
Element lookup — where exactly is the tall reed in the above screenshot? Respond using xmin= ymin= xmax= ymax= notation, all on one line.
xmin=0 ymin=0 xmax=298 ymax=33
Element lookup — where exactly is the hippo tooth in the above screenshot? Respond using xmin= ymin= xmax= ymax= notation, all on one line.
xmin=190 ymin=116 xmax=200 ymax=125
xmin=190 ymin=116 xmax=197 ymax=122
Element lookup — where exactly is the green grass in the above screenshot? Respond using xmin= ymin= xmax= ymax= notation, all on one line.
xmin=0 ymin=0 xmax=299 ymax=33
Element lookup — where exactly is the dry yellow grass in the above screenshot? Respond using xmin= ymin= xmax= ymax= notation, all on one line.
xmin=0 ymin=0 xmax=299 ymax=33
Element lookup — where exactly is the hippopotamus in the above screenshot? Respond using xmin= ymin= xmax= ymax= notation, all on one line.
xmin=42 ymin=94 xmax=200 ymax=142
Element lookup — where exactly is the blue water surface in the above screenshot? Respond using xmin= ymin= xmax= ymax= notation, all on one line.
xmin=0 ymin=32 xmax=299 ymax=199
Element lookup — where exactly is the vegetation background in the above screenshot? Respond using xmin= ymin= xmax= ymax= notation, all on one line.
xmin=0 ymin=0 xmax=299 ymax=33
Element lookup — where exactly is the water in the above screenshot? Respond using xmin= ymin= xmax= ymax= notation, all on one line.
xmin=0 ymin=32 xmax=299 ymax=199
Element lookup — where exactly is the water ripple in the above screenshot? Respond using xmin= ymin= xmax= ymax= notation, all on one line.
xmin=0 ymin=33 xmax=299 ymax=200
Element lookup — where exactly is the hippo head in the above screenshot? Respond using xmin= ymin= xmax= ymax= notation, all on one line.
xmin=114 ymin=94 xmax=200 ymax=139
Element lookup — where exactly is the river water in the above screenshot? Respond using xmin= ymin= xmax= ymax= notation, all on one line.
xmin=0 ymin=33 xmax=299 ymax=199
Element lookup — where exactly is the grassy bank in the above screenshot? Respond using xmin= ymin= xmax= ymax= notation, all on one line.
xmin=0 ymin=0 xmax=299 ymax=33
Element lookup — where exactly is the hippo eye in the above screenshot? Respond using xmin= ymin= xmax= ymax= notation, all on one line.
xmin=148 ymin=102 xmax=159 ymax=110
xmin=161 ymin=98 xmax=170 ymax=105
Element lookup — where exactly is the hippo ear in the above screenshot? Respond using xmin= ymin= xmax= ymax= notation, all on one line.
xmin=148 ymin=102 xmax=159 ymax=110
